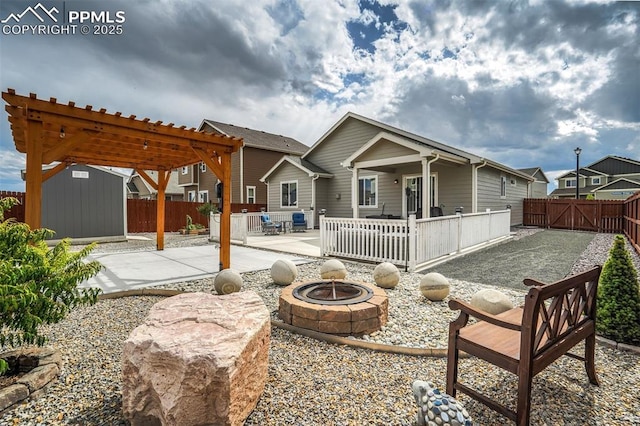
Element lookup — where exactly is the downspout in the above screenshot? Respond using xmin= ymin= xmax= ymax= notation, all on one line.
xmin=239 ymin=147 xmax=244 ymax=203
xmin=472 ymin=160 xmax=488 ymax=213
xmin=424 ymin=154 xmax=440 ymax=217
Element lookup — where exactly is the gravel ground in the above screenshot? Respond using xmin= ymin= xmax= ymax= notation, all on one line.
xmin=1 ymin=229 xmax=639 ymax=425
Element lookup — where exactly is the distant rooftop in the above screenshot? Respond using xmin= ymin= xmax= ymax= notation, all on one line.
xmin=201 ymin=120 xmax=308 ymax=155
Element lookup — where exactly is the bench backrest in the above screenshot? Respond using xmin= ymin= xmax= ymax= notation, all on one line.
xmin=521 ymin=266 xmax=601 ymax=358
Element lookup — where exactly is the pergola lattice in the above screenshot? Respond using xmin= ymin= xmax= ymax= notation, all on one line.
xmin=3 ymin=88 xmax=242 ymax=269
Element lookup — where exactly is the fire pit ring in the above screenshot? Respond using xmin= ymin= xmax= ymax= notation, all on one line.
xmin=293 ymin=280 xmax=374 ymax=305
xmin=279 ymin=280 xmax=388 ymax=336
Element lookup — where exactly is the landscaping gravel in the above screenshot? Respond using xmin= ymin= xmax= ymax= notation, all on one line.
xmin=1 ymin=230 xmax=639 ymax=425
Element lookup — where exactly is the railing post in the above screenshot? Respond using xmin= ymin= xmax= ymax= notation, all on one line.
xmin=319 ymin=212 xmax=326 ymax=256
xmin=409 ymin=214 xmax=416 ymax=272
xmin=241 ymin=211 xmax=248 ymax=244
xmin=457 ymin=212 xmax=463 ymax=253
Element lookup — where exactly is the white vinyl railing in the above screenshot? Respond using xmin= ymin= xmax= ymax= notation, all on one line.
xmin=209 ymin=211 xmax=313 ymax=243
xmin=320 ymin=210 xmax=511 ymax=271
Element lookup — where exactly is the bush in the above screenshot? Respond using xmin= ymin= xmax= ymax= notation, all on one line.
xmin=197 ymin=202 xmax=218 ymax=219
xmin=0 ymin=197 xmax=102 ymax=374
xmin=596 ymin=235 xmax=640 ymax=345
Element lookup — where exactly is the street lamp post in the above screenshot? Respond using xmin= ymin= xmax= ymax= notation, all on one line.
xmin=574 ymin=147 xmax=582 ymax=199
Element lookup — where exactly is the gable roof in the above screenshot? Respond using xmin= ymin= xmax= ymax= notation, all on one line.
xmin=592 ymin=178 xmax=640 ymax=192
xmin=200 ymin=119 xmax=308 ymax=155
xmin=306 ymin=112 xmax=533 ymax=181
xmin=518 ymin=167 xmax=550 ymax=183
xmin=260 ymin=156 xmax=332 ymax=182
xmin=586 ymin=155 xmax=640 ymax=175
xmin=130 ymin=170 xmax=182 ymax=195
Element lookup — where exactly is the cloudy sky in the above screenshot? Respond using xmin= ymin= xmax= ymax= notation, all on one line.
xmin=1 ymin=0 xmax=638 ymax=193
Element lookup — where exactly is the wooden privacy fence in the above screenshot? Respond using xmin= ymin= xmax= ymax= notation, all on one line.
xmin=0 ymin=191 xmax=25 ymax=222
xmin=320 ymin=210 xmax=511 ymax=272
xmin=625 ymin=192 xmax=640 ymax=255
xmin=127 ymin=199 xmax=208 ymax=232
xmin=523 ymin=199 xmax=624 ymax=232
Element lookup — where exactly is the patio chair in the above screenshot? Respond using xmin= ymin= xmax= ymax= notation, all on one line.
xmin=291 ymin=212 xmax=307 ymax=232
xmin=261 ymin=214 xmax=281 ymax=235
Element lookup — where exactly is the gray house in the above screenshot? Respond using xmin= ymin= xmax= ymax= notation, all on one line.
xmin=518 ymin=167 xmax=550 ymax=198
xmin=261 ymin=112 xmax=534 ymax=226
xmin=39 ymin=164 xmax=128 ymax=240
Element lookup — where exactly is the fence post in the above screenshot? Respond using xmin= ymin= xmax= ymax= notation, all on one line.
xmin=319 ymin=212 xmax=326 ymax=256
xmin=408 ymin=214 xmax=416 ymax=272
xmin=456 ymin=212 xmax=463 ymax=253
xmin=241 ymin=211 xmax=248 ymax=244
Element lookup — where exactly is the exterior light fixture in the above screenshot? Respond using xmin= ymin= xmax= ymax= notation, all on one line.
xmin=143 ymin=140 xmax=148 ymax=150
xmin=574 ymin=147 xmax=581 ymax=199
xmin=59 ymin=126 xmax=65 ymax=138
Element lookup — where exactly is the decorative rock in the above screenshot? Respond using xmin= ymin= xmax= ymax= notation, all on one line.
xmin=320 ymin=259 xmax=347 ymax=280
xmin=122 ymin=291 xmax=270 ymax=426
xmin=412 ymin=380 xmax=473 ymax=426
xmin=419 ymin=273 xmax=450 ymax=301
xmin=373 ymin=262 xmax=400 ymax=289
xmin=271 ymin=259 xmax=298 ymax=286
xmin=214 ymin=268 xmax=243 ymax=294
xmin=470 ymin=288 xmax=514 ymax=315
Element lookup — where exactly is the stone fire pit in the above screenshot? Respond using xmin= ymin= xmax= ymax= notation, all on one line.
xmin=278 ymin=280 xmax=388 ymax=336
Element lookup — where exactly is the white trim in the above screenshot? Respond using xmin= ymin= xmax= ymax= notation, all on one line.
xmin=181 ymin=166 xmax=189 ymax=175
xmin=200 ymin=163 xmax=206 ymax=173
xmin=591 ymin=176 xmax=602 ymax=185
xmin=260 ymin=155 xmax=332 ymax=182
xmin=592 ymin=177 xmax=640 ymax=192
xmin=187 ymin=190 xmax=196 ymax=202
xmin=280 ymin=180 xmax=298 ymax=208
xmin=352 ymin=154 xmax=424 ymax=169
xmin=239 ymin=147 xmax=244 ymax=203
xmin=198 ymin=190 xmax=209 ymax=203
xmin=500 ymin=175 xmax=507 ymax=198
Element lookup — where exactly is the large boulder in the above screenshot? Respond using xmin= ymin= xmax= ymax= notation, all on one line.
xmin=373 ymin=262 xmax=400 ymax=289
xmin=470 ymin=289 xmax=514 ymax=315
xmin=419 ymin=273 xmax=450 ymax=301
xmin=271 ymin=259 xmax=298 ymax=286
xmin=122 ymin=291 xmax=270 ymax=426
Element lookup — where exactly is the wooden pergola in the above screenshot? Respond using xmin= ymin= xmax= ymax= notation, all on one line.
xmin=3 ymin=88 xmax=242 ymax=269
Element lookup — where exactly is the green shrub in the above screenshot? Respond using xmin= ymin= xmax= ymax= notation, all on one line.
xmin=0 ymin=197 xmax=102 ymax=374
xmin=197 ymin=202 xmax=218 ymax=218
xmin=596 ymin=235 xmax=640 ymax=345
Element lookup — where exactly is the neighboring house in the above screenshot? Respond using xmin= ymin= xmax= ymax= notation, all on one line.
xmin=261 ymin=112 xmax=534 ymax=226
xmin=24 ymin=164 xmax=128 ymax=240
xmin=178 ymin=120 xmax=308 ymax=206
xmin=518 ymin=167 xmax=550 ymax=198
xmin=550 ymin=155 xmax=640 ymax=200
xmin=128 ymin=170 xmax=183 ymax=201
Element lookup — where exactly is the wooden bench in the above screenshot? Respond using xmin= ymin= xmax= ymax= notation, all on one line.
xmin=446 ymin=266 xmax=602 ymax=426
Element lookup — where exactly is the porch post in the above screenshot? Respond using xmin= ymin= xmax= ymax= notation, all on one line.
xmin=351 ymin=167 xmax=359 ymax=218
xmin=25 ymin=120 xmax=44 ymax=229
xmin=422 ymin=157 xmax=430 ymax=218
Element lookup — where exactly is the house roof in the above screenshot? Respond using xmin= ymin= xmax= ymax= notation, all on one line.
xmin=130 ymin=170 xmax=182 ymax=195
xmin=593 ymin=178 xmax=640 ymax=192
xmin=518 ymin=167 xmax=550 ymax=183
xmin=556 ymin=155 xmax=640 ymax=180
xmin=200 ymin=119 xmax=308 ymax=155
xmin=126 ymin=181 xmax=139 ymax=194
xmin=26 ymin=163 xmax=130 ymax=180
xmin=260 ymin=155 xmax=332 ymax=182
xmin=304 ymin=112 xmax=533 ymax=181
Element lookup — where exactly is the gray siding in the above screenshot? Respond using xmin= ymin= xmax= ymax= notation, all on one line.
xmin=42 ymin=165 xmax=125 ymax=239
xmin=433 ymin=163 xmax=473 ymax=216
xmin=477 ymin=167 xmax=527 ymax=225
xmin=266 ymin=165 xmax=312 ymax=213
xmin=306 ymin=118 xmax=382 ymax=217
xmin=356 ymin=139 xmax=416 ymax=162
xmin=530 ymin=181 xmax=548 ymax=198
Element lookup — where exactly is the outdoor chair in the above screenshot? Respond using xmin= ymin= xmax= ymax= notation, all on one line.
xmin=291 ymin=212 xmax=307 ymax=232
xmin=261 ymin=214 xmax=281 ymax=235
xmin=430 ymin=206 xmax=444 ymax=217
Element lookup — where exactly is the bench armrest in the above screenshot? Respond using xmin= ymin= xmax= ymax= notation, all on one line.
xmin=448 ymin=299 xmax=522 ymax=331
xmin=523 ymin=278 xmax=545 ymax=287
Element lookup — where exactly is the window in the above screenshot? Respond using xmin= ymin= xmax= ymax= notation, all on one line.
xmin=181 ymin=166 xmax=189 ymax=175
xmin=187 ymin=190 xmax=196 ymax=202
xmin=591 ymin=177 xmax=601 ymax=185
xmin=200 ymin=163 xmax=206 ymax=173
xmin=359 ymin=176 xmax=377 ymax=207
xmin=247 ymin=186 xmax=256 ymax=204
xmin=500 ymin=176 xmax=507 ymax=198
xmin=198 ymin=190 xmax=208 ymax=203
xmin=281 ymin=181 xmax=297 ymax=207
xmin=565 ymin=179 xmax=576 ymax=188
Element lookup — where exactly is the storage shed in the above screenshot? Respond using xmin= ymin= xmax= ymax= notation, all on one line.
xmin=39 ymin=164 xmax=128 ymax=240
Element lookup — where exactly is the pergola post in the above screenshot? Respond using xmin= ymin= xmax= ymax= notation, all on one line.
xmin=156 ymin=169 xmax=169 ymax=250
xmin=25 ymin=119 xmax=43 ymax=229
xmin=220 ymin=153 xmax=232 ymax=270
